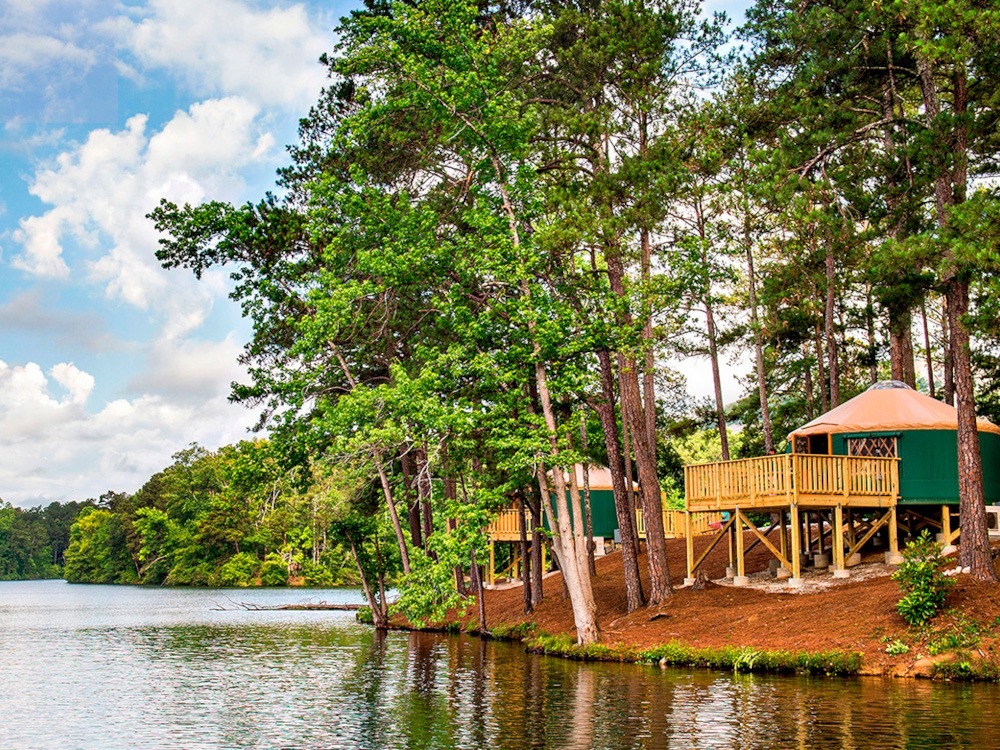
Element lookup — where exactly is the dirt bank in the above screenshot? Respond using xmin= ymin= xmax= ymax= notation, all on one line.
xmin=462 ymin=534 xmax=1000 ymax=679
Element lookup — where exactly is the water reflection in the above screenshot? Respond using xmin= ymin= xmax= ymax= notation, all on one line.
xmin=1 ymin=581 xmax=998 ymax=749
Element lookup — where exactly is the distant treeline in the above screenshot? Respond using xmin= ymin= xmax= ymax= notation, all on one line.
xmin=0 ymin=500 xmax=92 ymax=580
xmin=7 ymin=441 xmax=360 ymax=588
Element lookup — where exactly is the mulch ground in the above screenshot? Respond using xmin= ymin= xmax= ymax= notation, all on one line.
xmin=470 ymin=533 xmax=1000 ymax=677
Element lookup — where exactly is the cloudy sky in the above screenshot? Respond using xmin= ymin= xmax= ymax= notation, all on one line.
xmin=0 ymin=0 xmax=751 ymax=508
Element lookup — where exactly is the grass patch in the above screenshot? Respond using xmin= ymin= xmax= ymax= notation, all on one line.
xmin=520 ymin=631 xmax=862 ymax=676
xmin=489 ymin=621 xmax=538 ymax=641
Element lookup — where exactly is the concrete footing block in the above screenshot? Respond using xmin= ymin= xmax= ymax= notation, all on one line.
xmin=833 ymin=568 xmax=851 ymax=579
xmin=732 ymin=575 xmax=750 ymax=587
xmin=776 ymin=567 xmax=791 ymax=580
xmin=884 ymin=551 xmax=904 ymax=565
xmin=787 ymin=577 xmax=804 ymax=588
xmin=942 ymin=544 xmax=957 ymax=556
xmin=813 ymin=553 xmax=830 ymax=569
xmin=846 ymin=552 xmax=862 ymax=567
xmin=725 ymin=566 xmax=737 ymax=579
xmin=683 ymin=577 xmax=696 ymax=586
xmin=768 ymin=559 xmax=780 ymax=576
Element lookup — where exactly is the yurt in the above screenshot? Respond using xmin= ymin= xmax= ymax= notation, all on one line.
xmin=787 ymin=381 xmax=1000 ymax=506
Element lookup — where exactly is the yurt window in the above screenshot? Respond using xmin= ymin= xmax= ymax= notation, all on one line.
xmin=847 ymin=436 xmax=898 ymax=458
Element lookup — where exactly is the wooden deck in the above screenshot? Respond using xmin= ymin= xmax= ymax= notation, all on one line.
xmin=684 ymin=454 xmax=900 ymax=512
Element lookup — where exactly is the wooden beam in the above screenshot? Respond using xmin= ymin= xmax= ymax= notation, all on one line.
xmin=689 ymin=514 xmax=738 ymax=575
xmin=846 ymin=508 xmax=892 ymax=558
xmin=737 ymin=510 xmax=791 ymax=571
xmin=790 ymin=504 xmax=802 ymax=579
xmin=686 ymin=511 xmax=694 ymax=579
xmin=744 ymin=521 xmax=779 ymax=556
xmin=833 ymin=504 xmax=846 ymax=571
xmin=735 ymin=509 xmax=746 ymax=578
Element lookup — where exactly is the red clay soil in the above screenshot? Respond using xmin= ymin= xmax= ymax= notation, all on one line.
xmin=472 ymin=533 xmax=1000 ymax=677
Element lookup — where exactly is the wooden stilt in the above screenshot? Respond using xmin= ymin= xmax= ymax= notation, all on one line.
xmin=804 ymin=511 xmax=812 ymax=555
xmin=685 ymin=511 xmax=694 ymax=580
xmin=735 ymin=508 xmax=746 ymax=578
xmin=489 ymin=541 xmax=496 ymax=586
xmin=790 ymin=504 xmax=802 ymax=579
xmin=941 ymin=504 xmax=950 ymax=540
xmin=834 ymin=504 xmax=846 ymax=572
xmin=888 ymin=504 xmax=900 ymax=563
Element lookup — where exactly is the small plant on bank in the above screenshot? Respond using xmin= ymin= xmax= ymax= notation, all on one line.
xmin=892 ymin=530 xmax=952 ymax=626
xmin=885 ymin=640 xmax=910 ymax=656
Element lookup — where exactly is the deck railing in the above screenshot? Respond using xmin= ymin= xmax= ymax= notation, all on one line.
xmin=487 ymin=508 xmax=525 ymax=541
xmin=684 ymin=454 xmax=899 ymax=511
xmin=636 ymin=509 xmax=724 ymax=539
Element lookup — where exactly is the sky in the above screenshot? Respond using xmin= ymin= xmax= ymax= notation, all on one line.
xmin=0 ymin=0 xmax=753 ymax=508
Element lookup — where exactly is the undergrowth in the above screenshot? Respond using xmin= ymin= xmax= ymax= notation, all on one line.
xmin=522 ymin=632 xmax=862 ymax=676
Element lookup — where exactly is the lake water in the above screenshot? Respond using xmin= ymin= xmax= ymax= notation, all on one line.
xmin=1 ymin=580 xmax=997 ymax=749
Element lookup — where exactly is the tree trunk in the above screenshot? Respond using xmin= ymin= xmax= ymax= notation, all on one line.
xmin=921 ymin=300 xmax=936 ymax=398
xmin=618 ymin=355 xmax=673 ymax=604
xmin=402 ymin=452 xmax=423 ymax=549
xmin=470 ymin=546 xmax=487 ymax=632
xmin=825 ymin=243 xmax=841 ymax=407
xmin=527 ymin=485 xmax=545 ymax=605
xmin=948 ymin=279 xmax=997 ymax=580
xmin=745 ymin=234 xmax=774 ymax=451
xmin=942 ymin=297 xmax=955 ymax=404
xmin=594 ymin=350 xmax=645 ymax=611
xmin=536 ymin=457 xmax=600 ymax=644
xmin=916 ymin=54 xmax=994 ymax=581
xmin=375 ymin=456 xmax=411 ymax=576
xmin=815 ymin=325 xmax=829 ymax=414
xmin=517 ymin=494 xmax=533 ymax=614
xmin=889 ymin=307 xmax=916 ymax=387
xmin=617 ymin=370 xmax=641 ymax=552
xmin=415 ymin=445 xmax=435 ymax=558
xmin=580 ymin=414 xmax=596 ymax=577
xmin=803 ymin=343 xmax=815 ymax=418
xmin=705 ymin=300 xmax=730 ymax=461
xmin=865 ymin=284 xmax=879 ymax=385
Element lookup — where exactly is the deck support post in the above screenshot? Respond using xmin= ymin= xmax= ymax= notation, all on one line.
xmin=833 ymin=504 xmax=848 ymax=577
xmin=685 ymin=511 xmax=694 ymax=582
xmin=886 ymin=504 xmax=902 ymax=564
xmin=779 ymin=511 xmax=787 ymax=559
xmin=735 ymin=508 xmax=745 ymax=576
xmin=733 ymin=507 xmax=748 ymax=585
xmin=489 ymin=540 xmax=496 ymax=585
xmin=789 ymin=503 xmax=802 ymax=583
xmin=804 ymin=511 xmax=812 ymax=555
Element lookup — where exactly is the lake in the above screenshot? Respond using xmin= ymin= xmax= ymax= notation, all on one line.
xmin=0 ymin=580 xmax=996 ymax=749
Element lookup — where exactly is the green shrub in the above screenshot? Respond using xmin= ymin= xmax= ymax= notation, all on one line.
xmin=300 ymin=559 xmax=334 ymax=586
xmin=892 ymin=530 xmax=952 ymax=626
xmin=219 ymin=552 xmax=260 ymax=587
xmin=885 ymin=640 xmax=910 ymax=656
xmin=260 ymin=554 xmax=289 ymax=586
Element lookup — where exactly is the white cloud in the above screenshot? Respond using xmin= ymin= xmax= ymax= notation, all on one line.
xmin=13 ymin=98 xmax=273 ymax=334
xmin=118 ymin=0 xmax=330 ymax=111
xmin=0 ymin=33 xmax=95 ymax=88
xmin=0 ymin=358 xmax=251 ymax=507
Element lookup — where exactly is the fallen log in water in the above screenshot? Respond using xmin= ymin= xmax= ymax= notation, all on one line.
xmin=211 ymin=595 xmax=363 ymax=611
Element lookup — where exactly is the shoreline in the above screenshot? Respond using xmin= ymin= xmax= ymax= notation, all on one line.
xmin=404 ymin=537 xmax=1000 ymax=682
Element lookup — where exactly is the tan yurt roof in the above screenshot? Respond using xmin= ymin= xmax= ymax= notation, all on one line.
xmin=789 ymin=381 xmax=1000 ymax=437
xmin=550 ymin=464 xmax=638 ymax=490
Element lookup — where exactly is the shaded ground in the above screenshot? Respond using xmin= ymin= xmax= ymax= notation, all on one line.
xmin=470 ymin=533 xmax=1000 ymax=677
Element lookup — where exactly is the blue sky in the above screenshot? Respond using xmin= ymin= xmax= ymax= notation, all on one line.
xmin=0 ymin=0 xmax=752 ymax=508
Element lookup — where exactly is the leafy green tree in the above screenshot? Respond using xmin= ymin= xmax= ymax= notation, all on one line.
xmin=63 ymin=508 xmax=136 ymax=584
